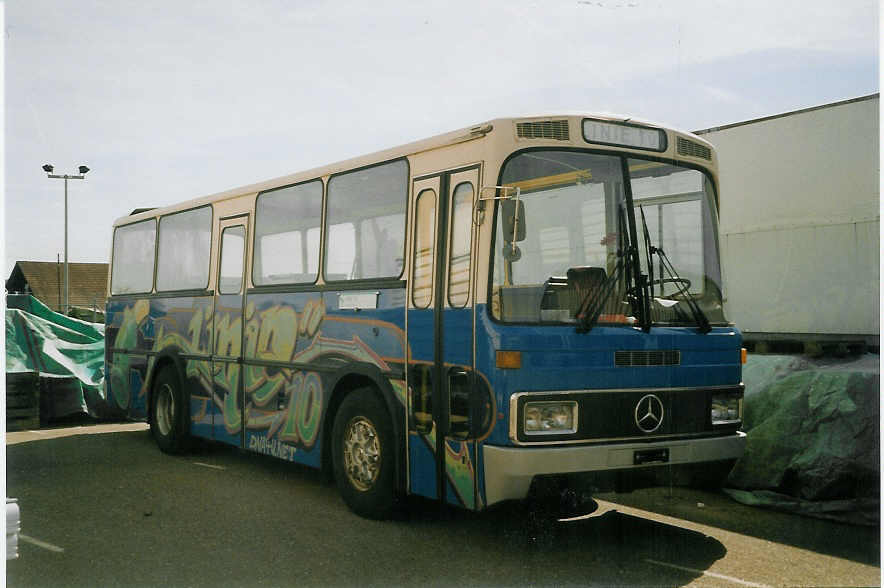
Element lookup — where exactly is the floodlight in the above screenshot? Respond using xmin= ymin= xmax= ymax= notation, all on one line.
xmin=42 ymin=164 xmax=54 ymax=173
xmin=78 ymin=165 xmax=90 ymax=174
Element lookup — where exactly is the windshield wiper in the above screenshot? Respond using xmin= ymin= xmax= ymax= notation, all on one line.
xmin=638 ymin=205 xmax=711 ymax=334
xmin=639 ymin=206 xmax=654 ymax=300
xmin=574 ymin=206 xmax=634 ymax=334
xmin=574 ymin=258 xmax=624 ymax=334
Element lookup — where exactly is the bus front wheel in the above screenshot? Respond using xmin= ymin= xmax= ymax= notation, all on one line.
xmin=150 ymin=367 xmax=190 ymax=454
xmin=332 ymin=388 xmax=395 ymax=519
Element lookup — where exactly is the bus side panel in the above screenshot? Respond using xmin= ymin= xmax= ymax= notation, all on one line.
xmin=241 ymin=291 xmax=326 ymax=466
xmin=241 ymin=287 xmax=406 ymax=468
xmin=211 ymin=293 xmax=244 ymax=447
xmin=105 ymin=298 xmax=149 ymax=418
xmin=319 ymin=286 xmax=408 ymax=463
xmin=105 ymin=296 xmax=214 ymax=433
xmin=152 ymin=297 xmax=215 ymax=440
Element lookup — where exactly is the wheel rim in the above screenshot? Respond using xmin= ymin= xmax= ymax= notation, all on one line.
xmin=156 ymin=383 xmax=175 ymax=437
xmin=342 ymin=416 xmax=381 ymax=492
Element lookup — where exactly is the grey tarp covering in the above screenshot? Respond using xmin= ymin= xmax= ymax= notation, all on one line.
xmin=725 ymin=354 xmax=880 ymax=525
xmin=5 ymin=295 xmax=116 ymax=420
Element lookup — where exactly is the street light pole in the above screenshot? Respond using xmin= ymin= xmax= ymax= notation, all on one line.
xmin=42 ymin=164 xmax=89 ymax=315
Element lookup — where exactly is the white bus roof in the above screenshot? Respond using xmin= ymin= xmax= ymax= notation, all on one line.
xmin=114 ymin=113 xmax=711 ymax=226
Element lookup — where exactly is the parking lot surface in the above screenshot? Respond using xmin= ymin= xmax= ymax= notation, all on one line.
xmin=7 ymin=424 xmax=880 ymax=587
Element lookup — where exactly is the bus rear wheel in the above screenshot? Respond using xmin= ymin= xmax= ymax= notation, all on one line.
xmin=150 ymin=367 xmax=190 ymax=454
xmin=332 ymin=388 xmax=394 ymax=519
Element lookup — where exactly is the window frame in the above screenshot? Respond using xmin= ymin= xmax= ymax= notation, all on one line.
xmin=252 ymin=178 xmax=324 ymax=287
xmin=155 ymin=204 xmax=214 ymax=293
xmin=218 ymin=224 xmax=247 ymax=295
xmin=323 ymin=157 xmax=410 ymax=285
xmin=446 ymin=181 xmax=475 ymax=308
xmin=411 ymin=188 xmax=437 ymax=309
xmin=110 ymin=217 xmax=158 ymax=296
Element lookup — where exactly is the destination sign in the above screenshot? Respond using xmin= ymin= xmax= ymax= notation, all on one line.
xmin=583 ymin=119 xmax=666 ymax=151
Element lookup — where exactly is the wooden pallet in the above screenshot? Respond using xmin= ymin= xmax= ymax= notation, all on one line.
xmin=6 ymin=372 xmax=40 ymax=431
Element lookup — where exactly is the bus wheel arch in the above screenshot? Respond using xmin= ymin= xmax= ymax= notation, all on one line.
xmin=148 ymin=354 xmax=190 ymax=454
xmin=322 ymin=372 xmax=405 ymax=510
xmin=330 ymin=385 xmax=397 ymax=519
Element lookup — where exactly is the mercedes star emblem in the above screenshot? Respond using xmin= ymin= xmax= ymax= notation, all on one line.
xmin=634 ymin=394 xmax=664 ymax=433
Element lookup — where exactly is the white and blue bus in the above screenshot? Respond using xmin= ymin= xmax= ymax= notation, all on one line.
xmin=105 ymin=114 xmax=746 ymax=519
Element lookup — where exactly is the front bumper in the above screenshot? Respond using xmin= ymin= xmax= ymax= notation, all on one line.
xmin=482 ymin=432 xmax=746 ymax=506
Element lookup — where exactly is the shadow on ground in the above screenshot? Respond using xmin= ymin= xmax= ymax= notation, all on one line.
xmin=596 ymin=485 xmax=880 ymax=567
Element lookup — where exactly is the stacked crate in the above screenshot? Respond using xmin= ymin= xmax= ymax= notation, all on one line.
xmin=6 ymin=372 xmax=40 ymax=431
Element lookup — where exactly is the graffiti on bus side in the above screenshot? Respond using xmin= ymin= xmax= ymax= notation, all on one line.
xmin=108 ymin=297 xmax=485 ymax=507
xmin=108 ymin=299 xmax=151 ymax=410
xmin=108 ymin=297 xmax=405 ymax=451
xmin=244 ymin=371 xmax=323 ymax=449
xmin=242 ymin=299 xmax=325 ymax=407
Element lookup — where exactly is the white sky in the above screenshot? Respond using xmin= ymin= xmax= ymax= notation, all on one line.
xmin=3 ymin=0 xmax=879 ymax=275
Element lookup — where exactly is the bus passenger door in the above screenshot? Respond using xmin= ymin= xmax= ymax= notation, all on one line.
xmin=212 ymin=216 xmax=249 ymax=447
xmin=407 ymin=166 xmax=482 ymax=509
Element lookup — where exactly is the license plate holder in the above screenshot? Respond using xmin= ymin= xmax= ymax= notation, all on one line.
xmin=633 ymin=447 xmax=669 ymax=465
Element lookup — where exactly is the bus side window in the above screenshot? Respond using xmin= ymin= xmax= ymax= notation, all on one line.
xmin=412 ymin=189 xmax=436 ymax=308
xmin=448 ymin=183 xmax=474 ymax=307
xmin=326 ymin=222 xmax=356 ymax=280
xmin=253 ymin=180 xmax=322 ymax=286
xmin=218 ymin=226 xmax=245 ymax=294
xmin=156 ymin=206 xmax=212 ymax=292
xmin=325 ymin=159 xmax=408 ymax=281
xmin=111 ymin=219 xmax=156 ymax=295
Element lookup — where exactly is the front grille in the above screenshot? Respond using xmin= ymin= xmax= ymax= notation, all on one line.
xmin=513 ymin=386 xmax=718 ymax=444
xmin=516 ymin=120 xmax=570 ymax=141
xmin=677 ymin=136 xmax=712 ymax=160
xmin=615 ymin=350 xmax=681 ymax=367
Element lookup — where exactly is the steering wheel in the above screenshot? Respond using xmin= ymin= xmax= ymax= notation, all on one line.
xmin=649 ymin=277 xmax=692 ymax=297
xmin=628 ymin=277 xmax=692 ymax=297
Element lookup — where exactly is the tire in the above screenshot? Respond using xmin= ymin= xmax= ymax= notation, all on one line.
xmin=332 ymin=388 xmax=395 ymax=519
xmin=150 ymin=367 xmax=190 ymax=454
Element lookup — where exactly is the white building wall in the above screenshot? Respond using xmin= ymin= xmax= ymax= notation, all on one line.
xmin=698 ymin=95 xmax=879 ymax=339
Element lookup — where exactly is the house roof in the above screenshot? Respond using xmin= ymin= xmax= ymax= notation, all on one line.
xmin=6 ymin=261 xmax=108 ymax=310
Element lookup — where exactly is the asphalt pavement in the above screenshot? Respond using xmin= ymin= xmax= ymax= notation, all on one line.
xmin=6 ymin=424 xmax=881 ymax=587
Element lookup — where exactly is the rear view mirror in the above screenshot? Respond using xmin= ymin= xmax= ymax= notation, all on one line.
xmin=501 ymin=199 xmax=526 ymax=242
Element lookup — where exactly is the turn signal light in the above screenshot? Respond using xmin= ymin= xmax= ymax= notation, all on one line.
xmin=496 ymin=350 xmax=522 ymax=369
xmin=741 ymin=348 xmax=747 ymax=364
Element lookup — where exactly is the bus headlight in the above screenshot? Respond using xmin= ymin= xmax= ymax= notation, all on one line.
xmin=524 ymin=401 xmax=578 ymax=434
xmin=711 ymin=393 xmax=742 ymax=425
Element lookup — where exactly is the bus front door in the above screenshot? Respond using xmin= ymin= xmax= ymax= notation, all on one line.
xmin=407 ymin=166 xmax=482 ymax=509
xmin=212 ymin=216 xmax=249 ymax=447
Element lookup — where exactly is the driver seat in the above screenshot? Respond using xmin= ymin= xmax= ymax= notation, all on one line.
xmin=567 ymin=266 xmax=607 ymax=319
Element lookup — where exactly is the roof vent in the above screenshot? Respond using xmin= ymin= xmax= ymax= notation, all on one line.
xmin=615 ymin=350 xmax=681 ymax=367
xmin=516 ymin=120 xmax=570 ymax=141
xmin=677 ymin=137 xmax=712 ymax=160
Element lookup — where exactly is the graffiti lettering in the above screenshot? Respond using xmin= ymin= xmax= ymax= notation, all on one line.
xmin=273 ymin=371 xmax=322 ymax=449
xmin=248 ymin=434 xmax=297 ymax=461
xmin=241 ymin=300 xmax=326 ymax=407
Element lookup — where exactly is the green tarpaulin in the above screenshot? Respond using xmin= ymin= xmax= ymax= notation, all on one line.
xmin=726 ymin=353 xmax=880 ymax=525
xmin=5 ymin=295 xmax=113 ymax=419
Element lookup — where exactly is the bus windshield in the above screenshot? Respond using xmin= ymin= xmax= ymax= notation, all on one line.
xmin=491 ymin=150 xmax=726 ymax=327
